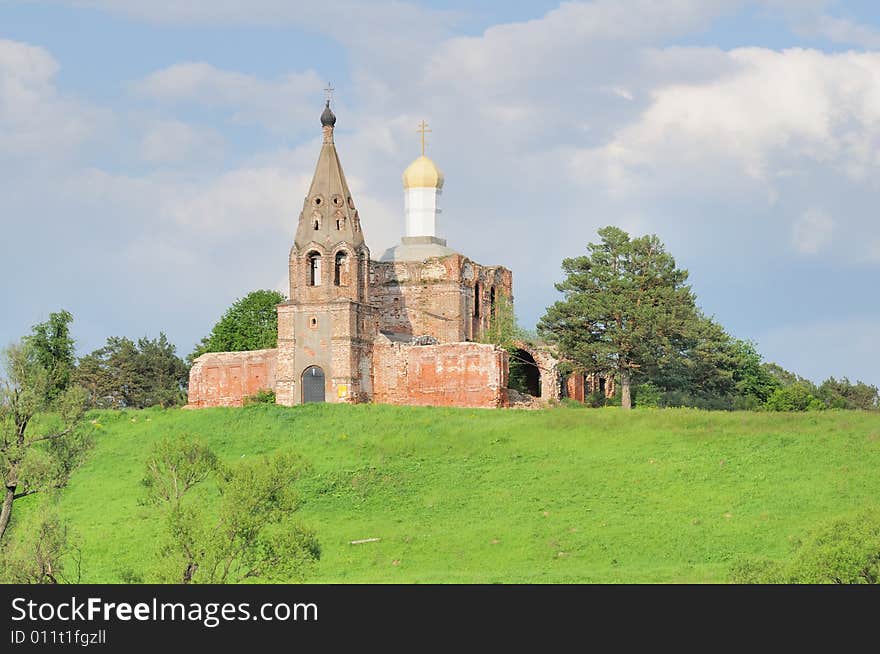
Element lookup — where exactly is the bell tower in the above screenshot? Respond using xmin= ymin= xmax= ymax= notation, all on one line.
xmin=276 ymin=100 xmax=375 ymax=405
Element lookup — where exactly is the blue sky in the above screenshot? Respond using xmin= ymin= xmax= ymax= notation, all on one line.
xmin=1 ymin=0 xmax=878 ymax=386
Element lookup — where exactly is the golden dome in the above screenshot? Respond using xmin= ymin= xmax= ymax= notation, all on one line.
xmin=402 ymin=155 xmax=444 ymax=190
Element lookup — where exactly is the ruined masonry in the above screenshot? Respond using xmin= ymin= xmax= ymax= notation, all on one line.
xmin=188 ymin=104 xmax=613 ymax=409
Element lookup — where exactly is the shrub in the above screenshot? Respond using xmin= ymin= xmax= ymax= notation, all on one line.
xmin=731 ymin=508 xmax=880 ymax=584
xmin=243 ymin=389 xmax=276 ymax=406
xmin=633 ymin=382 xmax=662 ymax=408
xmin=765 ymin=382 xmax=824 ymax=412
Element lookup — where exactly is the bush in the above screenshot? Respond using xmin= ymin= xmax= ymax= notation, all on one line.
xmin=243 ymin=389 xmax=276 ymax=406
xmin=633 ymin=382 xmax=662 ymax=408
xmin=765 ymin=383 xmax=824 ymax=412
xmin=731 ymin=508 xmax=880 ymax=583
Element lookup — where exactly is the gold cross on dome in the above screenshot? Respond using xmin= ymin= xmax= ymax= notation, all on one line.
xmin=417 ymin=120 xmax=431 ymax=156
xmin=324 ymin=83 xmax=335 ymax=105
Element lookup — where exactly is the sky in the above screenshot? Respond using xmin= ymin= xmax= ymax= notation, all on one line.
xmin=1 ymin=0 xmax=878 ymax=386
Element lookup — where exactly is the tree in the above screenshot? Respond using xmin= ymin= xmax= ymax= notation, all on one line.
xmin=0 ymin=342 xmax=89 ymax=541
xmin=0 ymin=509 xmax=81 ymax=583
xmin=732 ymin=508 xmax=880 ymax=583
xmin=764 ymin=382 xmax=824 ymax=411
xmin=135 ymin=334 xmax=190 ymax=408
xmin=75 ymin=337 xmax=139 ymax=409
xmin=75 ymin=334 xmax=188 ymax=409
xmin=646 ymin=314 xmax=780 ymax=409
xmin=538 ymin=226 xmax=698 ymax=409
xmin=817 ymin=377 xmax=879 ymax=410
xmin=143 ymin=437 xmax=217 ymax=509
xmin=479 ymin=290 xmax=523 ymax=351
xmin=143 ymin=439 xmax=319 ymax=583
xmin=25 ymin=310 xmax=75 ymax=404
xmin=190 ymin=290 xmax=286 ymax=363
xmin=762 ymin=362 xmax=811 ymax=389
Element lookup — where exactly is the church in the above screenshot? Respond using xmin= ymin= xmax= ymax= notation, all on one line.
xmin=188 ymin=101 xmax=512 ymax=408
xmin=187 ymin=101 xmax=612 ymax=409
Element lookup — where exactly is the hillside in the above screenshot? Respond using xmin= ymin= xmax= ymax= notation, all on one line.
xmin=9 ymin=404 xmax=880 ymax=583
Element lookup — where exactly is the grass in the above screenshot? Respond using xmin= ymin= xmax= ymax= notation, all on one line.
xmin=8 ymin=403 xmax=880 ymax=583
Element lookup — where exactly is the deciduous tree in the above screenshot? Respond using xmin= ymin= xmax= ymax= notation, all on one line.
xmin=189 ymin=290 xmax=286 ymax=363
xmin=25 ymin=310 xmax=75 ymax=404
xmin=0 ymin=509 xmax=81 ymax=583
xmin=143 ymin=439 xmax=319 ymax=583
xmin=0 ymin=342 xmax=89 ymax=541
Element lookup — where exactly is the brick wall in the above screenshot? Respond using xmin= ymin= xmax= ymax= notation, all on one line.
xmin=565 ymin=374 xmax=586 ymax=402
xmin=187 ymin=348 xmax=278 ymax=408
xmin=564 ymin=372 xmax=616 ymax=401
xmin=372 ymin=337 xmax=508 ymax=408
xmin=370 ymin=255 xmax=513 ymax=344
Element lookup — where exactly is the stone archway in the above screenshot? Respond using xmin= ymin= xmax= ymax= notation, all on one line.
xmin=509 ymin=348 xmax=541 ymax=397
xmin=507 ymin=341 xmax=563 ymax=404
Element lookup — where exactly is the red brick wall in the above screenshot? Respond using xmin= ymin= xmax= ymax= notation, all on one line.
xmin=564 ymin=372 xmax=616 ymax=402
xmin=370 ymin=255 xmax=514 ymax=344
xmin=566 ymin=374 xmax=586 ymax=402
xmin=373 ymin=339 xmax=508 ymax=408
xmin=187 ymin=348 xmax=278 ymax=408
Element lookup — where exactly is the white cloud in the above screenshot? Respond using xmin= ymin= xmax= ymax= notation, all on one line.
xmin=561 ymin=47 xmax=880 ymax=263
xmin=0 ymin=38 xmax=104 ymax=160
xmin=164 ymin=166 xmax=305 ymax=234
xmin=791 ymin=208 xmax=833 ymax=254
xmin=132 ymin=62 xmax=324 ymax=136
xmin=5 ymin=2 xmax=880 ymax=383
xmin=138 ymin=119 xmax=224 ymax=164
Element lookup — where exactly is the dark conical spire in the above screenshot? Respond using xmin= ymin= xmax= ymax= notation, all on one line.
xmin=294 ymin=102 xmax=364 ymax=251
xmin=320 ymin=100 xmax=336 ymax=127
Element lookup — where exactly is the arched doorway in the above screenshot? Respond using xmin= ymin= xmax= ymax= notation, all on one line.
xmin=302 ymin=366 xmax=325 ymax=403
xmin=509 ymin=349 xmax=540 ymax=397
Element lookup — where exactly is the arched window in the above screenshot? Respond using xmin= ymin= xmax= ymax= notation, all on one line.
xmin=334 ymin=251 xmax=348 ymax=286
xmin=474 ymin=281 xmax=481 ymax=318
xmin=307 ymin=251 xmax=322 ymax=286
xmin=336 ymin=215 xmax=346 ymax=230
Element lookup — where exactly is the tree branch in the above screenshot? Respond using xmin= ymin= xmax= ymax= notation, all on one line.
xmin=27 ymin=426 xmax=74 ymax=445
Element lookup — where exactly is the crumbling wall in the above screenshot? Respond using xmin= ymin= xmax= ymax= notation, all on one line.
xmin=370 ymin=255 xmax=513 ymax=344
xmin=187 ymin=348 xmax=278 ymax=408
xmin=564 ymin=372 xmax=616 ymax=401
xmin=372 ymin=337 xmax=508 ymax=408
xmin=565 ymin=374 xmax=586 ymax=402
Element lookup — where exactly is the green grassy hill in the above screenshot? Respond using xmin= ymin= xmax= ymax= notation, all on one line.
xmin=10 ymin=404 xmax=880 ymax=583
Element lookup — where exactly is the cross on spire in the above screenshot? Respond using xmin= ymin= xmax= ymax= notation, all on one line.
xmin=324 ymin=82 xmax=335 ymax=106
xmin=417 ymin=120 xmax=432 ymax=156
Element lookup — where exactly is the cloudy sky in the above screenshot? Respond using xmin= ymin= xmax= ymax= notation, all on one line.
xmin=1 ymin=0 xmax=878 ymax=386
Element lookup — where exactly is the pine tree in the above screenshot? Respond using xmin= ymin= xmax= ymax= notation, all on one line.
xmin=539 ymin=226 xmax=698 ymax=409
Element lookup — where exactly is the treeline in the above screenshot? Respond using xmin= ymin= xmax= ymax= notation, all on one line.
xmin=632 ymin=357 xmax=879 ymax=411
xmin=15 ymin=291 xmax=285 ymax=411
xmin=538 ymin=226 xmax=879 ymax=412
xmin=22 ymin=310 xmax=190 ymax=410
xmin=630 ymin=321 xmax=879 ymax=411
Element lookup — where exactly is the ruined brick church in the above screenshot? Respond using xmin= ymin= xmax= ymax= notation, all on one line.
xmin=188 ymin=102 xmax=612 ymax=409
